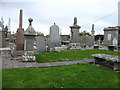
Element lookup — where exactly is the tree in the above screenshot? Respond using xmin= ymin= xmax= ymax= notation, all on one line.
xmin=79 ymin=30 xmax=91 ymax=36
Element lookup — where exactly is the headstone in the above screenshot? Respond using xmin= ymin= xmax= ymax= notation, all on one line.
xmin=48 ymin=23 xmax=61 ymax=48
xmin=24 ymin=18 xmax=37 ymax=51
xmin=70 ymin=17 xmax=81 ymax=43
xmin=23 ymin=18 xmax=37 ymax=62
xmin=16 ymin=10 xmax=24 ymax=51
xmin=36 ymin=35 xmax=46 ymax=53
xmin=0 ymin=17 xmax=6 ymax=48
xmin=0 ymin=29 xmax=6 ymax=48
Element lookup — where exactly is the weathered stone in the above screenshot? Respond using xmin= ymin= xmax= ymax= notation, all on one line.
xmin=48 ymin=23 xmax=61 ymax=48
xmin=22 ymin=51 xmax=36 ymax=62
xmin=0 ymin=30 xmax=6 ymax=48
xmin=36 ymin=35 xmax=46 ymax=53
xmin=24 ymin=18 xmax=37 ymax=51
xmin=16 ymin=10 xmax=24 ymax=51
xmin=103 ymin=26 xmax=118 ymax=46
xmin=107 ymin=45 xmax=115 ymax=51
xmin=92 ymin=54 xmax=120 ymax=72
xmin=22 ymin=18 xmax=36 ymax=62
xmin=69 ymin=43 xmax=82 ymax=50
xmin=70 ymin=17 xmax=81 ymax=43
xmin=0 ymin=48 xmax=12 ymax=60
xmin=79 ymin=36 xmax=94 ymax=48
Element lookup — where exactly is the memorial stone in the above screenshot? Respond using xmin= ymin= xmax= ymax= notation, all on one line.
xmin=36 ymin=35 xmax=46 ymax=53
xmin=70 ymin=17 xmax=81 ymax=43
xmin=48 ymin=23 xmax=61 ymax=48
xmin=23 ymin=18 xmax=37 ymax=62
xmin=24 ymin=18 xmax=37 ymax=51
xmin=16 ymin=10 xmax=24 ymax=51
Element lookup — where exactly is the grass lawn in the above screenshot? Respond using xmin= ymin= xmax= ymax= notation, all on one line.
xmin=35 ymin=49 xmax=119 ymax=63
xmin=2 ymin=63 xmax=119 ymax=88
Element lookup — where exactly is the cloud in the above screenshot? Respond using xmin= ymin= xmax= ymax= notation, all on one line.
xmin=0 ymin=0 xmax=119 ymax=35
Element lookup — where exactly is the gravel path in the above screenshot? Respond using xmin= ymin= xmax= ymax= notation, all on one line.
xmin=2 ymin=57 xmax=94 ymax=69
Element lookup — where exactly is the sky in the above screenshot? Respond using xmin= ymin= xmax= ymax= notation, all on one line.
xmin=0 ymin=0 xmax=120 ymax=35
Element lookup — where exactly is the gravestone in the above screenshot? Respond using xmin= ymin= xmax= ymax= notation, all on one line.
xmin=48 ymin=23 xmax=61 ymax=48
xmin=16 ymin=10 xmax=24 ymax=51
xmin=36 ymin=35 xmax=46 ymax=53
xmin=0 ymin=17 xmax=6 ymax=48
xmin=70 ymin=17 xmax=81 ymax=43
xmin=0 ymin=29 xmax=6 ymax=48
xmin=24 ymin=18 xmax=37 ymax=51
xmin=23 ymin=18 xmax=36 ymax=62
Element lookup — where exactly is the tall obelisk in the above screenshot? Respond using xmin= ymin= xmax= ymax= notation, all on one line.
xmin=16 ymin=10 xmax=24 ymax=51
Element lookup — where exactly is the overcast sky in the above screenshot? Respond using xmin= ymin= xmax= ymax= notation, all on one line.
xmin=0 ymin=0 xmax=119 ymax=35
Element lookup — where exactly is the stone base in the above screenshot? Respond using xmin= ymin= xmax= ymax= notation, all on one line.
xmin=48 ymin=42 xmax=61 ymax=48
xmin=94 ymin=45 xmax=99 ymax=49
xmin=107 ymin=45 xmax=115 ymax=51
xmin=22 ymin=56 xmax=36 ymax=62
xmin=13 ymin=50 xmax=24 ymax=57
xmin=22 ymin=51 xmax=36 ymax=62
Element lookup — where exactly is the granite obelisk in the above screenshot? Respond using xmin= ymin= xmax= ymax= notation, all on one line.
xmin=16 ymin=10 xmax=24 ymax=51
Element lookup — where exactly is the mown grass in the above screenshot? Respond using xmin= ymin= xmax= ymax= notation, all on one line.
xmin=2 ymin=63 xmax=119 ymax=88
xmin=35 ymin=49 xmax=119 ymax=63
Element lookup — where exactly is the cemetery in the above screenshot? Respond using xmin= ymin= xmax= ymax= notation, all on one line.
xmin=0 ymin=9 xmax=120 ymax=88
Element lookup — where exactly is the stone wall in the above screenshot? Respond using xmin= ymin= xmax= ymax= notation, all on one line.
xmin=79 ymin=36 xmax=94 ymax=47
